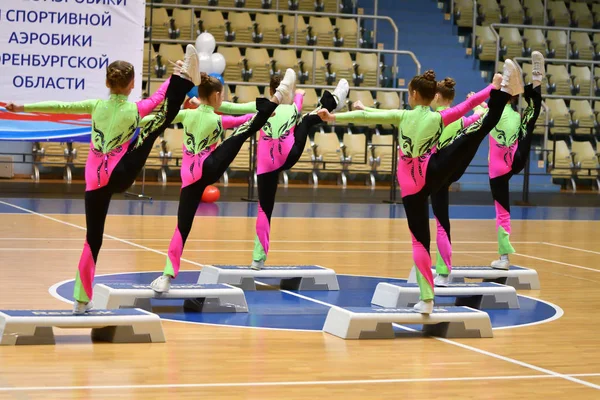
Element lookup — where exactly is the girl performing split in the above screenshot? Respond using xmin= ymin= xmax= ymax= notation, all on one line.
xmin=150 ymin=69 xmax=298 ymax=293
xmin=489 ymin=52 xmax=545 ymax=270
xmin=6 ymin=45 xmax=202 ymax=314
xmin=250 ymin=77 xmax=349 ymax=270
xmin=319 ymin=61 xmax=524 ymax=313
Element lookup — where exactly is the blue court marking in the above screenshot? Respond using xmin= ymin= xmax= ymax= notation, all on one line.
xmin=385 ymin=282 xmax=502 ymax=288
xmin=52 ymin=272 xmax=559 ymax=331
xmin=2 ymin=197 xmax=600 ymax=220
xmin=101 ymin=283 xmax=233 ymax=290
xmin=0 ymin=309 xmax=147 ymax=317
xmin=439 ymin=265 xmax=528 ymax=271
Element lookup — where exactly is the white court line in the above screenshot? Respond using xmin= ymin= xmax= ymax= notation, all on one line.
xmin=1 ymin=372 xmax=600 ymax=393
xmin=542 ymin=242 xmax=600 ymax=256
xmin=0 ymin=237 xmax=540 ymax=245
xmin=1 ymin=199 xmax=596 ymax=392
xmin=0 ymin=248 xmax=498 ymax=255
xmin=515 ymin=253 xmax=600 ymax=274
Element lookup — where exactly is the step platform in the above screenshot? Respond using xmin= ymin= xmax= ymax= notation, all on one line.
xmin=0 ymin=309 xmax=165 ymax=345
xmin=93 ymin=283 xmax=248 ymax=313
xmin=197 ymin=265 xmax=340 ymax=291
xmin=371 ymin=282 xmax=519 ymax=310
xmin=323 ymin=306 xmax=493 ymax=339
xmin=408 ymin=265 xmax=540 ymax=290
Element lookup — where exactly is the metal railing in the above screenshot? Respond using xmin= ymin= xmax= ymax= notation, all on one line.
xmin=147 ymin=38 xmax=420 ymax=87
xmin=145 ymin=2 xmax=399 ymax=74
xmin=491 ymin=23 xmax=600 ymax=73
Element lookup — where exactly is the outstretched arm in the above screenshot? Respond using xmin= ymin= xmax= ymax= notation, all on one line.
xmin=222 ymin=114 xmax=255 ymax=130
xmin=439 ymin=85 xmax=493 ymax=127
xmin=462 ymin=104 xmax=488 ymax=128
xmin=293 ymin=91 xmax=305 ymax=111
xmin=12 ymin=99 xmax=99 ymax=114
xmin=218 ymin=101 xmax=257 ymax=114
xmin=319 ymin=108 xmax=405 ymax=125
xmin=136 ymin=78 xmax=171 ymax=118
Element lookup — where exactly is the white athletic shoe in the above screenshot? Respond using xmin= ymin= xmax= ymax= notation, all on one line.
xmin=491 ymin=258 xmax=510 ymax=270
xmin=501 ymin=59 xmax=524 ymax=96
xmin=275 ymin=68 xmax=297 ymax=104
xmin=413 ymin=300 xmax=434 ymax=315
xmin=434 ymin=274 xmax=450 ymax=287
xmin=531 ymin=51 xmax=545 ymax=83
xmin=151 ymin=275 xmax=172 ymax=293
xmin=333 ymin=78 xmax=350 ymax=112
xmin=250 ymin=260 xmax=264 ymax=271
xmin=180 ymin=45 xmax=201 ymax=85
xmin=73 ymin=301 xmax=93 ymax=315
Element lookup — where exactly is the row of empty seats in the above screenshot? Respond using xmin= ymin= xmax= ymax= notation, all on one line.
xmin=547 ymin=138 xmax=600 ymax=190
xmin=146 ymin=7 xmax=367 ymax=48
xmin=143 ymin=42 xmax=385 ymax=86
xmin=151 ymin=0 xmax=346 ymax=13
xmin=455 ymin=0 xmax=599 ymax=28
xmin=476 ymin=26 xmax=599 ymax=61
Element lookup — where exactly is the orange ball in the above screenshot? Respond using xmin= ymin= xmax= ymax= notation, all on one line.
xmin=201 ymin=185 xmax=220 ymax=203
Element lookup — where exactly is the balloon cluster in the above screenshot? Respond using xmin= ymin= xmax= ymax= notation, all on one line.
xmin=186 ymin=32 xmax=225 ymax=100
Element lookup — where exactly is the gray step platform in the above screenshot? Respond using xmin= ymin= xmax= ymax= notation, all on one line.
xmin=0 ymin=309 xmax=165 ymax=345
xmin=323 ymin=306 xmax=493 ymax=339
xmin=197 ymin=265 xmax=340 ymax=291
xmin=93 ymin=283 xmax=248 ymax=313
xmin=371 ymin=282 xmax=520 ymax=310
xmin=408 ymin=265 xmax=540 ymax=290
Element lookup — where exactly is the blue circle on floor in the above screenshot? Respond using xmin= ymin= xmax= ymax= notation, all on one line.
xmin=51 ymin=271 xmax=561 ymax=331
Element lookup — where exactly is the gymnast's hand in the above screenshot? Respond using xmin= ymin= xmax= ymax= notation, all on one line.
xmin=189 ymin=97 xmax=201 ymax=107
xmin=492 ymin=73 xmax=502 ymax=90
xmin=295 ymin=89 xmax=305 ymax=96
xmin=317 ymin=108 xmax=335 ymax=122
xmin=5 ymin=103 xmax=24 ymax=113
xmin=352 ymin=100 xmax=365 ymax=110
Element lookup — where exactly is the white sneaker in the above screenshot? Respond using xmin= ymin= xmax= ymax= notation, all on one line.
xmin=73 ymin=301 xmax=93 ymax=315
xmin=491 ymin=258 xmax=510 ymax=270
xmin=501 ymin=59 xmax=524 ymax=96
xmin=250 ymin=260 xmax=264 ymax=271
xmin=180 ymin=45 xmax=201 ymax=85
xmin=276 ymin=68 xmax=296 ymax=104
xmin=151 ymin=275 xmax=172 ymax=293
xmin=413 ymin=300 xmax=434 ymax=315
xmin=531 ymin=51 xmax=545 ymax=83
xmin=434 ymin=274 xmax=450 ymax=287
xmin=333 ymin=78 xmax=349 ymax=112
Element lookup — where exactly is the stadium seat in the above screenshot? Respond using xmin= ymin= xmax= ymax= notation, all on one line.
xmin=475 ymin=25 xmax=497 ymax=61
xmin=244 ymin=48 xmax=271 ymax=82
xmin=163 ymin=128 xmax=184 ymax=171
xmin=545 ymin=98 xmax=572 ymax=134
xmin=547 ymin=1 xmax=571 ymax=27
xmin=233 ymin=85 xmax=262 ymax=104
xmin=571 ymin=66 xmax=592 ymax=97
xmin=571 ymin=140 xmax=599 ymax=181
xmin=200 ymin=10 xmax=226 ymax=41
xmin=571 ymin=2 xmax=594 ymax=29
xmin=547 ymin=64 xmax=572 ymax=96
xmin=499 ymin=27 xmax=524 ymax=60
xmin=523 ymin=0 xmax=545 ymax=26
xmin=158 ymin=44 xmax=184 ymax=75
xmin=355 ymin=53 xmax=379 ymax=87
xmin=288 ymin=136 xmax=317 ymax=184
xmin=326 ymin=52 xmax=354 ymax=85
xmin=143 ymin=43 xmax=158 ymax=78
xmin=300 ymin=50 xmax=327 ymax=85
xmin=547 ymin=30 xmax=569 ymax=59
xmin=281 ymin=15 xmax=308 ymax=44
xmin=255 ymin=13 xmax=281 ymax=44
xmin=370 ymin=134 xmax=394 ymax=180
xmin=145 ymin=7 xmax=171 ymax=40
xmin=570 ymin=100 xmax=595 ymax=136
xmin=478 ymin=0 xmax=502 ymax=25
xmin=335 ymin=18 xmax=359 ymax=48
xmin=547 ymin=140 xmax=574 ymax=181
xmin=314 ymin=132 xmax=344 ymax=185
xmin=375 ymin=91 xmax=401 ymax=110
xmin=523 ymin=29 xmax=547 ymax=57
xmin=308 ymin=17 xmax=335 ymax=47
xmin=219 ymin=46 xmax=244 ymax=82
xmin=172 ymin=8 xmax=195 ymax=40
xmin=454 ymin=0 xmax=474 ymax=28
xmin=500 ymin=0 xmax=525 ymax=24
xmin=144 ymin=137 xmax=167 ymax=183
xmin=272 ymin=49 xmax=299 ymax=76
xmin=571 ymin=32 xmax=594 ymax=60
xmin=341 ymin=133 xmax=373 ymax=187
xmin=226 ymin=12 xmax=254 ymax=43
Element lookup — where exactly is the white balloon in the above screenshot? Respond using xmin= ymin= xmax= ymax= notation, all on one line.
xmin=210 ymin=53 xmax=226 ymax=75
xmin=198 ymin=52 xmax=213 ymax=73
xmin=195 ymin=32 xmax=216 ymax=55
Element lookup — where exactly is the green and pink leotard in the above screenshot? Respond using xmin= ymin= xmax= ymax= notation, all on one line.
xmin=333 ymin=85 xmax=511 ymax=301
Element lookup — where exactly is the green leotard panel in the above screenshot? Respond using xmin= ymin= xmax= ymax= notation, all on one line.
xmin=490 ymin=104 xmax=521 ymax=147
xmin=24 ymin=95 xmax=140 ymax=152
xmin=218 ymin=101 xmax=257 ymax=115
xmin=178 ymin=105 xmax=223 ymax=153
xmin=263 ymin=104 xmax=300 ymax=140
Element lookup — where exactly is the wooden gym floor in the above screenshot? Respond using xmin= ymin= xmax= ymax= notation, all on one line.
xmin=0 ymin=197 xmax=598 ymax=399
